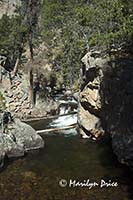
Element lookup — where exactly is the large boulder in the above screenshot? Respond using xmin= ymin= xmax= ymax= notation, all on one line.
xmin=0 ymin=118 xmax=44 ymax=167
xmin=79 ymin=51 xmax=105 ymax=139
xmin=79 ymin=50 xmax=133 ymax=167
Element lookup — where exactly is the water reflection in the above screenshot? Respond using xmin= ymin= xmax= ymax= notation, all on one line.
xmin=0 ymin=135 xmax=133 ymax=200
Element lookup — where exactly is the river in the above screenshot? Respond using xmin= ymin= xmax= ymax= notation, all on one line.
xmin=0 ymin=97 xmax=133 ymax=200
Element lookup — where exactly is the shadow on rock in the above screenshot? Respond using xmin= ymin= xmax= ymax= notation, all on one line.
xmin=100 ymin=57 xmax=133 ymax=167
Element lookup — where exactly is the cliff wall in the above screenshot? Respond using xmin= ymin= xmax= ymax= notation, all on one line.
xmin=79 ymin=50 xmax=133 ymax=167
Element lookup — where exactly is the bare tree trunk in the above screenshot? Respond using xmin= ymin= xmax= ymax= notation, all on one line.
xmin=27 ymin=0 xmax=34 ymax=107
xmin=13 ymin=45 xmax=23 ymax=76
xmin=29 ymin=31 xmax=34 ymax=107
xmin=13 ymin=57 xmax=20 ymax=76
xmin=33 ymin=69 xmax=39 ymax=106
xmin=26 ymin=0 xmax=40 ymax=107
xmin=0 ymin=66 xmax=2 ymax=83
xmin=29 ymin=67 xmax=34 ymax=107
xmin=81 ymin=29 xmax=89 ymax=51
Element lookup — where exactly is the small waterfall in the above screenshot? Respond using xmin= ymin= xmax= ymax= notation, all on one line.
xmin=50 ymin=114 xmax=77 ymax=128
xmin=58 ymin=96 xmax=78 ymax=115
xmin=27 ymin=94 xmax=78 ymax=136
xmin=59 ymin=106 xmax=67 ymax=115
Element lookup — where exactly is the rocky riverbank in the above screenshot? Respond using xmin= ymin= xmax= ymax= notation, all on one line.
xmin=0 ymin=114 xmax=44 ymax=168
xmin=79 ymin=50 xmax=133 ymax=167
xmin=0 ymin=72 xmax=58 ymax=120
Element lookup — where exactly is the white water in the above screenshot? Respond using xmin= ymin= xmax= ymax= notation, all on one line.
xmin=58 ymin=97 xmax=78 ymax=115
xmin=50 ymin=96 xmax=78 ymax=136
xmin=50 ymin=114 xmax=77 ymax=128
xmin=58 ymin=99 xmax=77 ymax=104
xmin=59 ymin=107 xmax=68 ymax=115
xmin=31 ymin=95 xmax=78 ymax=137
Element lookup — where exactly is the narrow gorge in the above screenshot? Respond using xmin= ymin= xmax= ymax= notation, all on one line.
xmin=0 ymin=0 xmax=133 ymax=200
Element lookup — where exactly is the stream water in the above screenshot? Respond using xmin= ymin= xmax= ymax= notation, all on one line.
xmin=0 ymin=97 xmax=133 ymax=200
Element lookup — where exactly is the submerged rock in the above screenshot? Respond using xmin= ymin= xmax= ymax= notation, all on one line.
xmin=0 ymin=118 xmax=44 ymax=167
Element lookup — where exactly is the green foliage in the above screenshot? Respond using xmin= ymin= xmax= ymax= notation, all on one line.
xmin=0 ymin=0 xmax=41 ymax=70
xmin=0 ymin=14 xmax=28 ymax=67
xmin=0 ymin=0 xmax=132 ymax=88
xmin=75 ymin=0 xmax=133 ymax=51
xmin=41 ymin=0 xmax=86 ymax=86
xmin=40 ymin=0 xmax=133 ymax=87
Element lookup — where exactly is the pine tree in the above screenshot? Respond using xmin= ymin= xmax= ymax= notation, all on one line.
xmin=20 ymin=0 xmax=41 ymax=106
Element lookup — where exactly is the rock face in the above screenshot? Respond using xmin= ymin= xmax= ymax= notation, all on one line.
xmin=1 ymin=74 xmax=31 ymax=119
xmin=79 ymin=50 xmax=133 ymax=167
xmin=0 ymin=117 xmax=44 ymax=168
xmin=79 ymin=51 xmax=105 ymax=139
xmin=0 ymin=73 xmax=59 ymax=119
xmin=0 ymin=0 xmax=21 ymax=18
xmin=102 ymin=58 xmax=133 ymax=167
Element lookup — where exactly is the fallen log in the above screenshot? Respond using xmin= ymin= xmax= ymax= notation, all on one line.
xmin=23 ymin=112 xmax=77 ymax=122
xmin=36 ymin=123 xmax=77 ymax=134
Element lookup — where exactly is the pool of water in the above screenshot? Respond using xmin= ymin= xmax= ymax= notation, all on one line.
xmin=0 ymin=132 xmax=133 ymax=200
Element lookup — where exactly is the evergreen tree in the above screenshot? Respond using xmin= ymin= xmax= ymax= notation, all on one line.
xmin=0 ymin=14 xmax=27 ymax=71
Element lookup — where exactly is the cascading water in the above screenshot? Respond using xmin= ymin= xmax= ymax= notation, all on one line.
xmin=27 ymin=94 xmax=78 ymax=137
xmin=50 ymin=114 xmax=77 ymax=128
